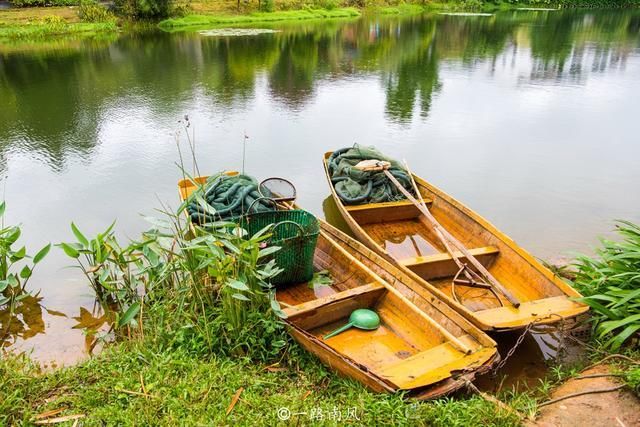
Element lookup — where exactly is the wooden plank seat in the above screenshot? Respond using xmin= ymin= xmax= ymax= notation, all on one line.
xmin=377 ymin=342 xmax=496 ymax=389
xmin=346 ymin=198 xmax=433 ymax=225
xmin=399 ymin=246 xmax=500 ymax=280
xmin=473 ymin=296 xmax=589 ymax=330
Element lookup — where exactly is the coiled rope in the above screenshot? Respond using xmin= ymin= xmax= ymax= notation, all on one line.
xmin=327 ymin=145 xmax=416 ymax=205
xmin=186 ymin=173 xmax=274 ymax=223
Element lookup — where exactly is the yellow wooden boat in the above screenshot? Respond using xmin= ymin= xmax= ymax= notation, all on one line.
xmin=178 ymin=175 xmax=498 ymax=399
xmin=323 ymin=152 xmax=589 ymax=331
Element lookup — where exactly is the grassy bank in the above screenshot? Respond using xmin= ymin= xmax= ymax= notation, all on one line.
xmin=0 ymin=20 xmax=116 ymax=41
xmin=0 ymin=338 xmax=529 ymax=425
xmin=158 ymin=7 xmax=360 ymax=29
xmin=0 ymin=6 xmax=117 ymax=42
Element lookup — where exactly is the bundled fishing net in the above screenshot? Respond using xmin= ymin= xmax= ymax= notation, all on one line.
xmin=186 ymin=173 xmax=274 ymax=223
xmin=327 ymin=145 xmax=416 ymax=205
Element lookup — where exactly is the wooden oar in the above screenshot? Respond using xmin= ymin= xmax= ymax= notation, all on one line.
xmin=403 ymin=160 xmax=502 ymax=300
xmin=402 ymin=160 xmax=477 ymax=286
xmin=355 ymin=160 xmax=521 ymax=308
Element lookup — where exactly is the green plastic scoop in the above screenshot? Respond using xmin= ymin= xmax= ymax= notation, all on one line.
xmin=323 ymin=309 xmax=380 ymax=340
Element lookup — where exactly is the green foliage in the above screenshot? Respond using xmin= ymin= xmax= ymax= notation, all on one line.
xmin=114 ymin=0 xmax=173 ymax=19
xmin=9 ymin=0 xmax=76 ymax=7
xmin=0 ymin=202 xmax=50 ymax=310
xmin=59 ymin=207 xmax=288 ymax=359
xmin=573 ymin=221 xmax=640 ymax=351
xmin=315 ymin=0 xmax=340 ymax=9
xmin=78 ymin=0 xmax=116 ymax=23
xmin=59 ymin=221 xmax=144 ymax=329
xmin=451 ymin=0 xmax=484 ymax=10
xmin=308 ymin=269 xmax=333 ymax=288
xmin=158 ymin=7 xmax=361 ymax=28
xmin=624 ymin=366 xmax=640 ymax=395
xmin=259 ymin=0 xmax=275 ymax=12
xmin=0 ymin=20 xmax=117 ymax=41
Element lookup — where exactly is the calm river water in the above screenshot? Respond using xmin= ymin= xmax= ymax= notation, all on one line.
xmin=1 ymin=9 xmax=639 ymax=365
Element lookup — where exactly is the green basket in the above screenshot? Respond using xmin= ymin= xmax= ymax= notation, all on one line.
xmin=238 ymin=209 xmax=320 ymax=287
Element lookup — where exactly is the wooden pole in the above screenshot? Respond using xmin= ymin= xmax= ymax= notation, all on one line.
xmin=376 ymin=166 xmax=521 ymax=307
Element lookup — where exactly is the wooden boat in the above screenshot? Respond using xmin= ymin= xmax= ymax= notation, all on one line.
xmin=323 ymin=152 xmax=589 ymax=331
xmin=178 ymin=175 xmax=498 ymax=399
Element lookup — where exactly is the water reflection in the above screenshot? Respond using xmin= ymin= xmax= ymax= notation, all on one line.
xmin=0 ymin=294 xmax=46 ymax=348
xmin=2 ymin=10 xmax=638 ymax=172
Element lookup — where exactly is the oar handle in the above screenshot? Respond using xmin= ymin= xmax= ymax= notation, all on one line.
xmin=323 ymin=322 xmax=354 ymax=340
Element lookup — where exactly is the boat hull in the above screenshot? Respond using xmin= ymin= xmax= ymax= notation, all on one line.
xmin=323 ymin=152 xmax=589 ymax=331
xmin=178 ymin=174 xmax=498 ymax=399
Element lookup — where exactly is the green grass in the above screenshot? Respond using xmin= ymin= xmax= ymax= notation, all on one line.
xmin=158 ymin=7 xmax=360 ymax=29
xmin=373 ymin=4 xmax=428 ymax=15
xmin=0 ymin=338 xmax=527 ymax=426
xmin=0 ymin=21 xmax=116 ymax=41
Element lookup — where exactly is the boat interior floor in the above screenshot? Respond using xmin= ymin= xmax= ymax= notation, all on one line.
xmin=348 ymin=204 xmax=586 ymax=327
xmin=277 ymin=277 xmax=491 ymax=389
xmin=275 ymin=237 xmax=495 ymax=389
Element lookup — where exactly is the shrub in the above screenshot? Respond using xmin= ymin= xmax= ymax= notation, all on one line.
xmin=78 ymin=0 xmax=116 ymax=23
xmin=259 ymin=0 xmax=275 ymax=12
xmin=113 ymin=0 xmax=173 ymax=19
xmin=315 ymin=0 xmax=339 ymax=9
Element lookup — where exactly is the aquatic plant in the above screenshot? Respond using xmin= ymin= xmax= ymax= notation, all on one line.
xmin=573 ymin=220 xmax=640 ymax=351
xmin=0 ymin=202 xmax=50 ymax=310
xmin=59 ymin=205 xmax=287 ymax=358
xmin=58 ymin=221 xmax=153 ymax=332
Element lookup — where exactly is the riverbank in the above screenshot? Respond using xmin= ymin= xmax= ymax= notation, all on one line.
xmin=2 ymin=306 xmax=637 ymax=425
xmin=0 ymin=6 xmax=116 ymax=41
xmin=158 ymin=7 xmax=361 ymax=30
xmin=1 ymin=201 xmax=638 ymax=424
xmin=2 ymin=0 xmax=639 ymax=42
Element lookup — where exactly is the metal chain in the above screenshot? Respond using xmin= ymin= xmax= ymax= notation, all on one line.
xmin=556 ymin=315 xmax=567 ymax=363
xmin=491 ymin=320 xmax=538 ymax=376
xmin=492 ymin=314 xmax=573 ymax=377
